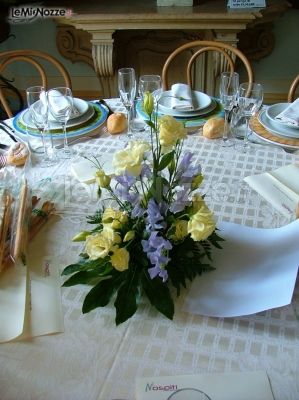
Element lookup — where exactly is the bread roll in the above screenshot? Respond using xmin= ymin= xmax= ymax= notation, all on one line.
xmin=6 ymin=142 xmax=29 ymax=166
xmin=202 ymin=117 xmax=225 ymax=139
xmin=107 ymin=113 xmax=127 ymax=134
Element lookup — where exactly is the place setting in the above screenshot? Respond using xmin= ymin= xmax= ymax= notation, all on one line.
xmin=11 ymin=87 xmax=109 ymax=162
xmin=136 ymin=81 xmax=224 ymax=132
xmin=250 ymin=97 xmax=299 ymax=150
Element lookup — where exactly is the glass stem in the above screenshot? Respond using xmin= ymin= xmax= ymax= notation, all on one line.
xmin=126 ymin=106 xmax=132 ymax=137
xmin=243 ymin=116 xmax=250 ymax=148
xmin=223 ymin=109 xmax=230 ymax=141
xmin=63 ymin=121 xmax=69 ymax=152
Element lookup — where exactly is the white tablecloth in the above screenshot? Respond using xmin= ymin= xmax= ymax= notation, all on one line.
xmin=0 ymin=99 xmax=298 ymax=400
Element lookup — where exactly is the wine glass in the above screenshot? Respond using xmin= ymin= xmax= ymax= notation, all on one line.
xmin=26 ymin=85 xmax=56 ymax=167
xmin=236 ymin=82 xmax=263 ymax=153
xmin=47 ymin=87 xmax=74 ymax=159
xmin=138 ymin=74 xmax=162 ymax=106
xmin=118 ymin=68 xmax=136 ymax=139
xmin=219 ymin=71 xmax=239 ymax=147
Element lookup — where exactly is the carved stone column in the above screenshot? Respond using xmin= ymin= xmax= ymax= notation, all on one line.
xmin=90 ymin=30 xmax=115 ymax=98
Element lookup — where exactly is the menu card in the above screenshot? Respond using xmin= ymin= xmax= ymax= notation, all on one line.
xmin=244 ymin=163 xmax=299 ymax=218
xmin=136 ymin=371 xmax=274 ymax=400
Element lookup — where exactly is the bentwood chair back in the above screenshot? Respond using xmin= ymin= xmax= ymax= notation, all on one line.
xmin=287 ymin=74 xmax=299 ymax=102
xmin=162 ymin=40 xmax=253 ymax=93
xmin=0 ymin=49 xmax=72 ymax=118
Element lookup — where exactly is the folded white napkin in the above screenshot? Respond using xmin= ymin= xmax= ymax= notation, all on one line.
xmin=275 ymin=98 xmax=299 ymax=127
xmin=171 ymin=83 xmax=194 ymax=110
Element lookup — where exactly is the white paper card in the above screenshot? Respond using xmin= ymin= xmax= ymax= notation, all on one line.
xmin=183 ymin=220 xmax=299 ymax=317
xmin=244 ymin=163 xmax=299 ymax=218
xmin=136 ymin=371 xmax=274 ymax=400
xmin=227 ymin=0 xmax=266 ymax=8
xmin=0 ymin=262 xmax=27 ymax=343
xmin=71 ymin=154 xmax=114 ymax=184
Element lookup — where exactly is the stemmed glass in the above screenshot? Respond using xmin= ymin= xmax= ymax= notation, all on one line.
xmin=138 ymin=74 xmax=162 ymax=138
xmin=26 ymin=85 xmax=56 ymax=167
xmin=47 ymin=87 xmax=74 ymax=159
xmin=118 ymin=68 xmax=136 ymax=139
xmin=219 ymin=71 xmax=239 ymax=147
xmin=138 ymin=74 xmax=162 ymax=106
xmin=236 ymin=82 xmax=263 ymax=153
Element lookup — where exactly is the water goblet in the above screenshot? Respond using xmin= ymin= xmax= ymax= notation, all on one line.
xmin=236 ymin=82 xmax=263 ymax=153
xmin=47 ymin=87 xmax=74 ymax=159
xmin=138 ymin=74 xmax=162 ymax=107
xmin=118 ymin=68 xmax=136 ymax=139
xmin=219 ymin=71 xmax=239 ymax=147
xmin=26 ymin=85 xmax=56 ymax=167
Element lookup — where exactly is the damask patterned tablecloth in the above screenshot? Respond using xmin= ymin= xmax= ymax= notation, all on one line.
xmin=0 ymin=99 xmax=298 ymax=400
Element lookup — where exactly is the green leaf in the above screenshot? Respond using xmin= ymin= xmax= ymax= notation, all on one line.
xmin=141 ymin=271 xmax=174 ymax=320
xmin=61 ymin=256 xmax=110 ymax=276
xmin=82 ymin=277 xmax=119 ymax=313
xmin=114 ymin=268 xmax=140 ymax=325
xmin=158 ymin=150 xmax=175 ymax=171
xmin=62 ymin=270 xmax=110 ymax=287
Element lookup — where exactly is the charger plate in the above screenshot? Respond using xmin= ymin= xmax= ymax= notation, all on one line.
xmin=137 ymin=98 xmax=224 ymax=129
xmin=250 ymin=114 xmax=299 ymax=150
xmin=13 ymin=102 xmax=108 ymax=140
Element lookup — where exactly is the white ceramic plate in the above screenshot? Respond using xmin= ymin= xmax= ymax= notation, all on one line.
xmin=158 ymin=90 xmax=212 ymax=115
xmin=48 ymin=98 xmax=89 ymax=122
xmin=259 ymin=109 xmax=299 ymax=139
xmin=13 ymin=102 xmax=108 ymax=140
xmin=266 ymin=103 xmax=299 ymax=130
xmin=21 ymin=101 xmax=94 ymax=129
xmin=158 ymin=99 xmax=217 ymax=118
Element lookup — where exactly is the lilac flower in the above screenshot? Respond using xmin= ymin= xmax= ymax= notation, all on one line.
xmin=148 ymin=265 xmax=168 ymax=282
xmin=169 ymin=189 xmax=191 ymax=213
xmin=146 ymin=198 xmax=166 ymax=230
xmin=177 ymin=151 xmax=193 ymax=173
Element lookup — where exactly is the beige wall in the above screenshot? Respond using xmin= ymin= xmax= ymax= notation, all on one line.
xmin=1 ymin=8 xmax=298 ymax=102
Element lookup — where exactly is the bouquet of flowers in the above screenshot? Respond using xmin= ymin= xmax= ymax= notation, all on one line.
xmin=62 ymin=93 xmax=223 ymax=325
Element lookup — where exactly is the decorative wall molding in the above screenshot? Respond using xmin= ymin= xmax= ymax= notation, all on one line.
xmin=55 ymin=0 xmax=290 ymax=97
xmin=56 ymin=24 xmax=93 ymax=68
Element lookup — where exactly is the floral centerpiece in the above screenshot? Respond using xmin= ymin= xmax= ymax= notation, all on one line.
xmin=62 ymin=93 xmax=223 ymax=325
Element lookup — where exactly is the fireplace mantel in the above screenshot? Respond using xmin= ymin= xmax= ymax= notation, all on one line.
xmin=56 ymin=0 xmax=290 ymax=97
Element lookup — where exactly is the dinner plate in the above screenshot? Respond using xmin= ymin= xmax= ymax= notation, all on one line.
xmin=21 ymin=100 xmax=94 ymax=130
xmin=158 ymin=98 xmax=217 ymax=118
xmin=158 ymin=90 xmax=212 ymax=114
xmin=136 ymin=98 xmax=224 ymax=129
xmin=48 ymin=98 xmax=89 ymax=122
xmin=13 ymin=102 xmax=108 ymax=140
xmin=259 ymin=109 xmax=299 ymax=139
xmin=266 ymin=103 xmax=299 ymax=130
xmin=250 ymin=114 xmax=299 ymax=150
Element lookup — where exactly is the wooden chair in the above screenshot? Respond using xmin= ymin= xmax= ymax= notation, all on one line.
xmin=0 ymin=49 xmax=72 ymax=118
xmin=162 ymin=40 xmax=253 ymax=92
xmin=287 ymin=74 xmax=299 ymax=102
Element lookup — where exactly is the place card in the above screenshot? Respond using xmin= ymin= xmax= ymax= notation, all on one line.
xmin=227 ymin=0 xmax=266 ymax=8
xmin=136 ymin=371 xmax=274 ymax=400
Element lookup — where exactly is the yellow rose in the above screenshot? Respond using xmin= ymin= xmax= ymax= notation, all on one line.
xmin=72 ymin=231 xmax=91 ymax=242
xmin=102 ymin=226 xmax=122 ymax=245
xmin=143 ymin=91 xmax=154 ymax=116
xmin=158 ymin=115 xmax=187 ymax=150
xmin=123 ymin=230 xmax=135 ymax=242
xmin=170 ymin=220 xmax=188 ymax=241
xmin=95 ymin=169 xmax=111 ymax=188
xmin=187 ymin=199 xmax=215 ymax=241
xmin=113 ymin=140 xmax=150 ymax=176
xmin=110 ymin=246 xmax=130 ymax=271
xmin=85 ymin=232 xmax=113 ymax=260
